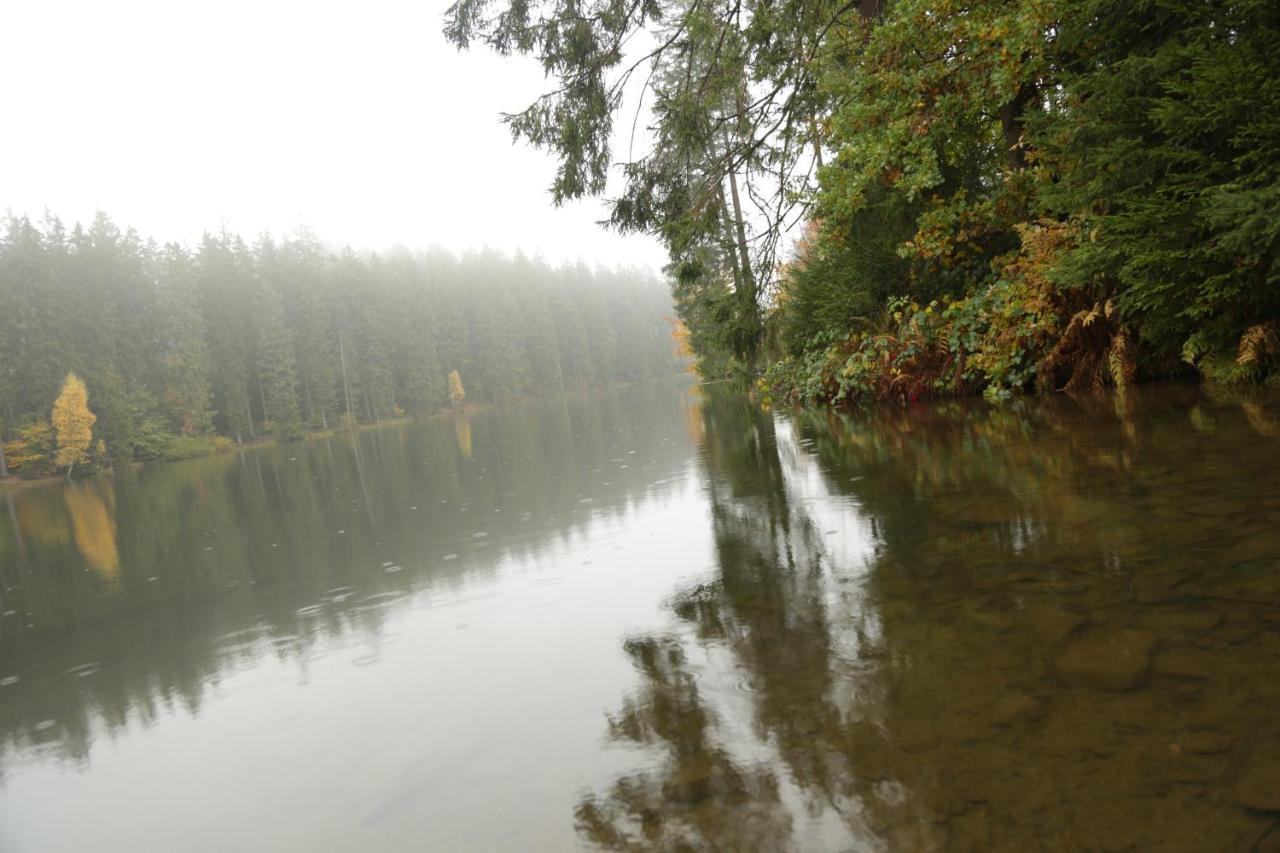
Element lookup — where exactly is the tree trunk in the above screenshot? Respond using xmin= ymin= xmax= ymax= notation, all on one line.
xmin=245 ymin=398 xmax=256 ymax=439
xmin=719 ymin=186 xmax=745 ymax=293
xmin=339 ymin=332 xmax=355 ymax=427
xmin=302 ymin=373 xmax=315 ymax=425
xmin=726 ymin=170 xmax=754 ymax=298
xmin=999 ymin=81 xmax=1038 ymax=171
xmin=809 ymin=117 xmax=825 ymax=170
xmin=726 ymin=89 xmax=762 ymax=370
xmin=726 ymin=165 xmax=761 ymax=368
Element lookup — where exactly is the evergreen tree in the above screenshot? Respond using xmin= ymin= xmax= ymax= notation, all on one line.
xmin=0 ymin=213 xmax=679 ymax=476
xmin=155 ymin=244 xmax=213 ymax=435
xmin=197 ymin=233 xmax=257 ymax=442
xmin=252 ymin=259 xmax=304 ymax=441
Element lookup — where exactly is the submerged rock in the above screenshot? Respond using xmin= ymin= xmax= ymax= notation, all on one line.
xmin=1179 ymin=731 xmax=1234 ymax=755
xmin=1235 ymin=761 xmax=1280 ymax=812
xmin=1026 ymin=604 xmax=1084 ymax=643
xmin=1162 ymin=610 xmax=1222 ymax=632
xmin=1154 ymin=649 xmax=1218 ymax=681
xmin=1053 ymin=629 xmax=1158 ymax=690
xmin=989 ymin=692 xmax=1044 ymax=726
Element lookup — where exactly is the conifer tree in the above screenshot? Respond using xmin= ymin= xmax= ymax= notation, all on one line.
xmin=253 ymin=273 xmax=304 ymax=441
xmin=0 ymin=214 xmax=679 ymax=475
xmin=155 ymin=244 xmax=213 ymax=435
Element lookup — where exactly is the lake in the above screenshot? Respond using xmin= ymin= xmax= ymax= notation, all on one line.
xmin=2 ymin=378 xmax=1280 ymax=851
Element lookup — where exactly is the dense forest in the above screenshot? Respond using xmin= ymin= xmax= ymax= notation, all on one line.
xmin=446 ymin=0 xmax=1280 ymax=402
xmin=0 ymin=214 xmax=678 ymax=478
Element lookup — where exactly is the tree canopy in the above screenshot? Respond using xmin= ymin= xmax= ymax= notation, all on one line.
xmin=0 ymin=213 xmax=679 ymax=476
xmin=448 ymin=0 xmax=1280 ymax=399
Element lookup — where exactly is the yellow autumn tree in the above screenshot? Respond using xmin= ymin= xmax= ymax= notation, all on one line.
xmin=52 ymin=372 xmax=96 ymax=476
xmin=448 ymin=370 xmax=466 ymax=407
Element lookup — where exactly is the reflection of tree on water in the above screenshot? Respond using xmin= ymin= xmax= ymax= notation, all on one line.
xmin=580 ymin=384 xmax=1280 ymax=850
xmin=0 ymin=380 xmax=697 ymax=773
xmin=63 ymin=482 xmax=119 ymax=583
xmin=452 ymin=412 xmax=473 ymax=459
xmin=782 ymin=385 xmax=1280 ymax=850
xmin=574 ymin=635 xmax=792 ymax=850
xmin=577 ymin=390 xmax=928 ymax=850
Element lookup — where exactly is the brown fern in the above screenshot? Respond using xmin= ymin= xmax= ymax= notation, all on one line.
xmin=1237 ymin=323 xmax=1279 ymax=367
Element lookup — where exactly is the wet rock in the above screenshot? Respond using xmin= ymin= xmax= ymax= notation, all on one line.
xmin=1220 ymin=620 xmax=1260 ymax=645
xmin=1053 ymin=629 xmax=1158 ymax=690
xmin=895 ymin=719 xmax=940 ymax=753
xmin=947 ymin=806 xmax=990 ymax=852
xmin=1235 ymin=761 xmax=1280 ymax=812
xmin=1154 ymin=649 xmax=1219 ymax=680
xmin=1223 ymin=532 xmax=1277 ymax=567
xmin=1165 ymin=610 xmax=1222 ymax=632
xmin=989 ymin=692 xmax=1044 ymax=726
xmin=1165 ymin=753 xmax=1229 ymax=784
xmin=1257 ymin=822 xmax=1280 ymax=853
xmin=1026 ymin=604 xmax=1084 ymax=643
xmin=1179 ymin=731 xmax=1234 ymax=755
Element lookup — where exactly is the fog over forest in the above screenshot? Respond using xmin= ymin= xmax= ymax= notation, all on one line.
xmin=0 ymin=213 xmax=678 ymax=477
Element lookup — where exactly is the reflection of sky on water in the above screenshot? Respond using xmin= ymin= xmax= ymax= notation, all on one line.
xmin=3 ymin=380 xmax=1280 ymax=851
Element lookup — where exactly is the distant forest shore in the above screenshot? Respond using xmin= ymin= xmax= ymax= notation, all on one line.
xmin=0 ymin=213 xmax=680 ymax=481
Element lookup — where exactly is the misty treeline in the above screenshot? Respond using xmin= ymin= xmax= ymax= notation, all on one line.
xmin=0 ymin=213 xmax=678 ymax=477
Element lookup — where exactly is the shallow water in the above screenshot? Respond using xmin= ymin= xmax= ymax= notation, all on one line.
xmin=2 ymin=379 xmax=1280 ymax=851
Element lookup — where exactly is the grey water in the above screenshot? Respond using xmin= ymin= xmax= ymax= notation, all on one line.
xmin=2 ymin=378 xmax=1280 ymax=851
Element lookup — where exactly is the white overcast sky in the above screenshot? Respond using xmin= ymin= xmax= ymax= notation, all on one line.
xmin=0 ymin=0 xmax=667 ymax=269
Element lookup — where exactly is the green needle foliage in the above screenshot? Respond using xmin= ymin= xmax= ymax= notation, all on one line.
xmin=449 ymin=0 xmax=1280 ymax=399
xmin=0 ymin=214 xmax=679 ymax=477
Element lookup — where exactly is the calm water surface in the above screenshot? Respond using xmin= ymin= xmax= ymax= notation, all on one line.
xmin=3 ymin=379 xmax=1280 ymax=851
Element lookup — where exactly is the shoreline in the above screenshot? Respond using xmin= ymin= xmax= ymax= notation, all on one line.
xmin=1 ymin=376 xmax=689 ymax=491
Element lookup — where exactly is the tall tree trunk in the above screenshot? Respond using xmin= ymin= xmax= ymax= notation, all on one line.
xmin=339 ymin=331 xmax=355 ymax=428
xmin=719 ymin=186 xmax=745 ymax=294
xmin=999 ymin=81 xmax=1037 ymax=171
xmin=302 ymin=373 xmax=314 ymax=424
xmin=727 ymin=90 xmax=762 ymax=370
xmin=726 ymin=169 xmax=755 ymax=298
xmin=726 ymin=165 xmax=761 ymax=368
xmin=245 ymin=398 xmax=256 ymax=439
